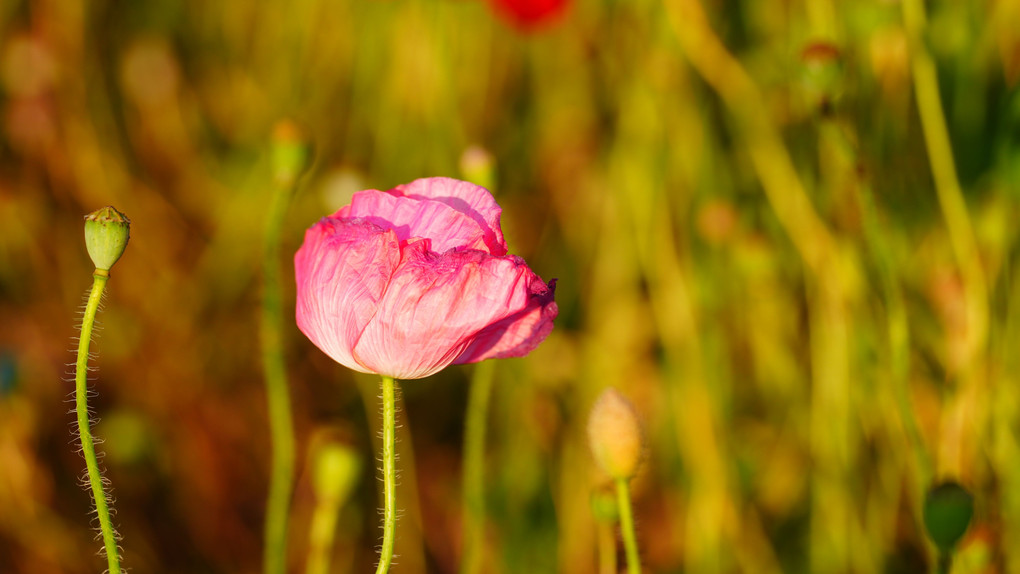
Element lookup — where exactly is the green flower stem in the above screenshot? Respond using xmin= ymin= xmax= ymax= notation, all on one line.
xmin=615 ymin=478 xmax=641 ymax=574
xmin=376 ymin=375 xmax=398 ymax=574
xmin=75 ymin=270 xmax=122 ymax=574
xmin=460 ymin=360 xmax=495 ymax=574
xmin=305 ymin=495 xmax=342 ymax=574
xmin=262 ymin=171 xmax=297 ymax=574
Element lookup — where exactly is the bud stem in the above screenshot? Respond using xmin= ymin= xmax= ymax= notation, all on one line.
xmin=460 ymin=360 xmax=495 ymax=574
xmin=597 ymin=518 xmax=617 ymax=574
xmin=936 ymin=553 xmax=951 ymax=574
xmin=376 ymin=375 xmax=398 ymax=574
xmin=75 ymin=272 xmax=122 ymax=574
xmin=305 ymin=493 xmax=342 ymax=574
xmin=262 ymin=153 xmax=298 ymax=574
xmin=615 ymin=477 xmax=641 ymax=574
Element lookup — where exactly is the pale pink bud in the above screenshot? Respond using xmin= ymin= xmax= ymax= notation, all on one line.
xmin=588 ymin=388 xmax=643 ymax=480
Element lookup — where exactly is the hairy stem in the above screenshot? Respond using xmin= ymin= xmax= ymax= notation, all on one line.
xmin=460 ymin=360 xmax=495 ymax=574
xmin=616 ymin=478 xmax=641 ymax=574
xmin=376 ymin=375 xmax=397 ymax=574
xmin=262 ymin=172 xmax=297 ymax=574
xmin=75 ymin=270 xmax=122 ymax=574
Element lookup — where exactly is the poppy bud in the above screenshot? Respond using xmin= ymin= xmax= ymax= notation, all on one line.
xmin=84 ymin=206 xmax=130 ymax=272
xmin=271 ymin=120 xmax=310 ymax=187
xmin=800 ymin=41 xmax=843 ymax=114
xmin=923 ymin=481 xmax=974 ymax=553
xmin=587 ymin=388 xmax=643 ymax=480
xmin=312 ymin=442 xmax=362 ymax=505
xmin=459 ymin=145 xmax=496 ymax=191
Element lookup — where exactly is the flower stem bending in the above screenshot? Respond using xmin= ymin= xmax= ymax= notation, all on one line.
xmin=75 ymin=270 xmax=122 ymax=574
xmin=460 ymin=360 xmax=495 ymax=574
xmin=615 ymin=478 xmax=641 ymax=574
xmin=376 ymin=375 xmax=398 ymax=574
xmin=262 ymin=162 xmax=298 ymax=574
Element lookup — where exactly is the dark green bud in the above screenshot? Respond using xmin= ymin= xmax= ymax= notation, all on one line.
xmin=923 ymin=481 xmax=974 ymax=553
xmin=84 ymin=206 xmax=130 ymax=272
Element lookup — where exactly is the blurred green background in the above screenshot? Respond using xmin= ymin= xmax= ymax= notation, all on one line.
xmin=2 ymin=0 xmax=1020 ymax=572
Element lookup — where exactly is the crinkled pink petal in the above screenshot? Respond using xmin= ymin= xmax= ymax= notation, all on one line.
xmin=341 ymin=189 xmax=495 ymax=254
xmin=295 ymin=218 xmax=401 ymax=373
xmin=296 ymin=177 xmax=557 ymax=379
xmin=352 ymin=243 xmax=536 ymax=379
xmin=392 ymin=177 xmax=506 ymax=254
xmin=454 ymin=277 xmax=557 ymax=364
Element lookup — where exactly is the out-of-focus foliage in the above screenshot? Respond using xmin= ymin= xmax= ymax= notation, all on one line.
xmin=1 ymin=0 xmax=1018 ymax=572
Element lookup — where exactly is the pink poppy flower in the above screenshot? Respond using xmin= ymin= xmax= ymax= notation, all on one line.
xmin=295 ymin=177 xmax=558 ymax=380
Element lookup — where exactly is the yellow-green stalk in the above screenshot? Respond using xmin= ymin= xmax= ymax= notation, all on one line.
xmin=76 ymin=206 xmax=130 ymax=574
xmin=376 ymin=375 xmax=398 ymax=574
xmin=459 ymin=149 xmax=497 ymax=574
xmin=591 ymin=486 xmax=620 ymax=574
xmin=306 ymin=441 xmax=362 ymax=574
xmin=460 ymin=360 xmax=495 ymax=574
xmin=262 ymin=120 xmax=310 ymax=574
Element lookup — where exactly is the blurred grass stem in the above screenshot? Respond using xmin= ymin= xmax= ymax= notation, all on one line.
xmin=75 ymin=270 xmax=122 ymax=574
xmin=665 ymin=0 xmax=855 ymax=569
xmin=901 ymin=0 xmax=988 ymax=360
xmin=460 ymin=360 xmax=495 ymax=574
xmin=855 ymin=169 xmax=932 ymax=485
xmin=597 ymin=519 xmax=617 ymax=574
xmin=376 ymin=375 xmax=397 ymax=574
xmin=262 ymin=162 xmax=298 ymax=574
xmin=664 ymin=0 xmax=835 ymax=275
xmin=305 ymin=491 xmax=342 ymax=574
xmin=615 ymin=478 xmax=641 ymax=574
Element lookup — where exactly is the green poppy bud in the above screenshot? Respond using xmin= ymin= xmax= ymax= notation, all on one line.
xmin=84 ymin=206 xmax=130 ymax=272
xmin=923 ymin=481 xmax=974 ymax=553
xmin=587 ymin=388 xmax=644 ymax=480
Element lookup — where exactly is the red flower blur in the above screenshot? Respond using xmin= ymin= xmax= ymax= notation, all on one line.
xmin=489 ymin=0 xmax=570 ymax=30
